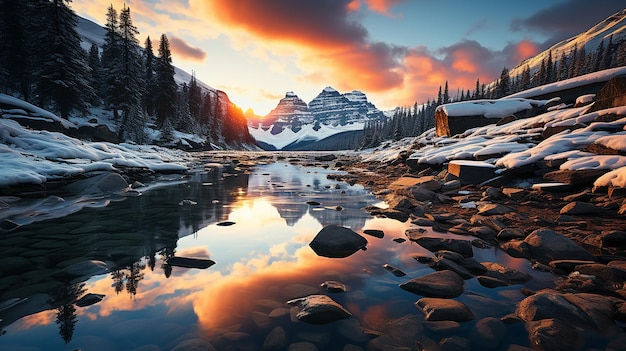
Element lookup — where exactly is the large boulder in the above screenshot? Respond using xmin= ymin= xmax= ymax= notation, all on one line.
xmin=309 ymin=225 xmax=368 ymax=258
xmin=287 ymin=295 xmax=351 ymax=324
xmin=522 ymin=228 xmax=594 ymax=264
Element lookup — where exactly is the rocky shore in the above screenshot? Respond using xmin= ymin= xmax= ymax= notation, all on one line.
xmin=327 ymin=152 xmax=626 ymax=351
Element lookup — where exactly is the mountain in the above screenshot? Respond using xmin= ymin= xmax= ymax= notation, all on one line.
xmin=250 ymin=87 xmax=386 ymax=150
xmin=509 ymin=8 xmax=626 ymax=79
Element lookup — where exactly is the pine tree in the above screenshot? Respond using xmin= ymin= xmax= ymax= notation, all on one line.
xmin=443 ymin=81 xmax=450 ymax=104
xmin=556 ymin=52 xmax=568 ymax=81
xmin=0 ymin=0 xmax=32 ymax=99
xmin=495 ymin=67 xmax=511 ymax=98
xmin=436 ymin=86 xmax=442 ymax=105
xmin=545 ymin=51 xmax=553 ymax=83
xmin=601 ymin=35 xmax=613 ymax=70
xmin=143 ymin=36 xmax=156 ymax=116
xmin=87 ymin=43 xmax=102 ymax=104
xmin=116 ymin=4 xmax=146 ymax=141
xmin=519 ymin=65 xmax=531 ymax=91
xmin=101 ymin=4 xmax=123 ymax=119
xmin=155 ymin=33 xmax=178 ymax=129
xmin=188 ymin=72 xmax=202 ymax=121
xmin=32 ymin=0 xmax=94 ymax=119
xmin=567 ymin=44 xmax=578 ymax=78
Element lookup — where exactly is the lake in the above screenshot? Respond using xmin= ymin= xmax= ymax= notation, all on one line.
xmin=0 ymin=155 xmax=562 ymax=350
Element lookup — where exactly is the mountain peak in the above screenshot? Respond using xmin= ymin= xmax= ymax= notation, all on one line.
xmin=323 ymin=86 xmax=338 ymax=93
xmin=285 ymin=91 xmax=297 ymax=97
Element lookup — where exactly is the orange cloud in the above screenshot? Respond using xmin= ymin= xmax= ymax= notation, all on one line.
xmin=365 ymin=0 xmax=408 ymax=16
xmin=169 ymin=35 xmax=208 ymax=62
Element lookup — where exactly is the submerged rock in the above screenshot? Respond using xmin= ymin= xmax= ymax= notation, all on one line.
xmin=309 ymin=225 xmax=368 ymax=258
xmin=75 ymin=293 xmax=105 ymax=307
xmin=287 ymin=295 xmax=352 ymax=324
xmin=523 ymin=228 xmax=594 ymax=264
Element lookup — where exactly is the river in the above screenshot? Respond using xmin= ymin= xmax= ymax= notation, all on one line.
xmin=0 ymin=154 xmax=565 ymax=350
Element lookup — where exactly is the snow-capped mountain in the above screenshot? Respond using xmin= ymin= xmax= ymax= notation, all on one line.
xmin=509 ymin=8 xmax=626 ymax=78
xmin=251 ymin=86 xmax=385 ymax=150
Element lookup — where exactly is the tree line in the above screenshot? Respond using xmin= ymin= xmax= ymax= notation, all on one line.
xmin=0 ymin=0 xmax=252 ymax=147
xmin=360 ymin=35 xmax=626 ymax=148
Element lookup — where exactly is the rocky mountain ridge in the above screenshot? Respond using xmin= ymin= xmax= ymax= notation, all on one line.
xmin=252 ymin=87 xmax=385 ymax=133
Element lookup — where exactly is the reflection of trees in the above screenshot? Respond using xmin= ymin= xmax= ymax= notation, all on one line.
xmin=54 ymin=283 xmax=85 ymax=343
xmin=111 ymin=261 xmax=146 ymax=298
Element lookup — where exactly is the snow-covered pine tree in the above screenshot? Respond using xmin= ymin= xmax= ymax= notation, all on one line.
xmin=101 ymin=4 xmax=123 ymax=120
xmin=117 ymin=4 xmax=146 ymax=141
xmin=155 ymin=33 xmax=178 ymax=130
xmin=32 ymin=0 xmax=94 ymax=119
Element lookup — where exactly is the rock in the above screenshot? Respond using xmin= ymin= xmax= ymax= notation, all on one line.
xmin=379 ymin=209 xmax=410 ymax=222
xmin=404 ymin=227 xmax=427 ymax=241
xmin=440 ymin=336 xmax=470 ymax=351
xmin=63 ymin=259 xmax=108 ymax=277
xmin=574 ymin=263 xmax=626 ymax=283
xmin=179 ymin=199 xmax=198 ymax=206
xmin=288 ymin=342 xmax=319 ymax=351
xmin=170 ymin=338 xmax=218 ymax=351
xmin=478 ymin=204 xmax=513 ymax=215
xmin=413 ymin=237 xmax=474 ymax=257
xmin=64 ymin=172 xmax=129 ymax=195
xmin=287 ymin=295 xmax=351 ymax=324
xmin=383 ymin=263 xmax=406 ymax=277
xmin=306 ymin=201 xmax=321 ymax=206
xmin=216 ymin=221 xmax=236 ymax=226
xmin=432 ymin=258 xmax=474 ymax=279
xmin=75 ymin=293 xmax=105 ymax=307
xmin=497 ymin=228 xmax=526 ymax=240
xmin=482 ymin=262 xmax=532 ymax=284
xmin=502 ymin=188 xmax=527 ymax=200
xmin=363 ymin=229 xmax=384 ymax=238
xmin=309 ymin=225 xmax=368 ymax=258
xmin=477 ymin=275 xmax=509 ymax=288
xmin=559 ymin=201 xmax=606 ymax=215
xmin=523 ymin=228 xmax=594 ymax=264
xmin=423 ymin=320 xmax=461 ymax=334
xmin=388 ymin=176 xmax=441 ymax=192
xmin=165 ymin=257 xmax=215 ymax=269
xmin=399 ymin=270 xmax=464 ymax=298
xmin=469 ymin=317 xmax=506 ymax=350
xmin=415 ymin=298 xmax=474 ymax=322
xmin=516 ymin=291 xmax=617 ymax=332
xmin=602 ymin=231 xmax=626 ymax=248
xmin=548 ymin=259 xmax=595 ymax=273
xmin=470 ymin=226 xmax=497 ymax=241
xmin=320 ymin=281 xmax=347 ymax=293
xmin=409 ymin=186 xmax=436 ymax=202
xmin=263 ymin=326 xmax=288 ymax=351
xmin=448 ymin=160 xmax=497 ymax=185
xmin=482 ymin=187 xmax=503 ymax=200
xmin=526 ymin=318 xmax=582 ymax=351
xmin=544 ymin=169 xmax=608 ymax=185
xmin=435 ymin=251 xmax=486 ymax=274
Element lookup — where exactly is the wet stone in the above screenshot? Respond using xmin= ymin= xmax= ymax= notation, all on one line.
xmin=383 ymin=263 xmax=406 ymax=277
xmin=363 ymin=229 xmax=384 ymax=238
xmin=477 ymin=276 xmax=509 ymax=288
xmin=287 ymin=295 xmax=352 ymax=325
xmin=320 ymin=280 xmax=347 ymax=293
xmin=399 ymin=270 xmax=464 ymax=298
xmin=482 ymin=262 xmax=532 ymax=284
xmin=309 ymin=225 xmax=368 ymax=258
xmin=413 ymin=237 xmax=474 ymax=257
xmin=416 ymin=297 xmax=474 ymax=322
xmin=422 ymin=320 xmax=461 ymax=334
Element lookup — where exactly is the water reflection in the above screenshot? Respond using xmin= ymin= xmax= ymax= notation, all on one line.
xmin=0 ymin=161 xmax=559 ymax=350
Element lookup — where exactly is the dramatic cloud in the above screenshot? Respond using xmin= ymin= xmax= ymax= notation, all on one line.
xmin=168 ymin=35 xmax=207 ymax=62
xmin=511 ymin=0 xmax=624 ymax=48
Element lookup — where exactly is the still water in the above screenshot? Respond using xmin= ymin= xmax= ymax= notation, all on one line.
xmin=0 ymin=159 xmax=551 ymax=350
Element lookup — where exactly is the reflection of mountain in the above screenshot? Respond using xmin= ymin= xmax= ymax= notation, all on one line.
xmin=245 ymin=163 xmax=377 ymax=230
xmin=0 ymin=170 xmax=249 ymax=337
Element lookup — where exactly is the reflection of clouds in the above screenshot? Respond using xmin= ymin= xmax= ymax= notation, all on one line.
xmin=11 ymin=310 xmax=56 ymax=331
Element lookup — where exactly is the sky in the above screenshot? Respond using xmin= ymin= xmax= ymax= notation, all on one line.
xmin=71 ymin=0 xmax=625 ymax=116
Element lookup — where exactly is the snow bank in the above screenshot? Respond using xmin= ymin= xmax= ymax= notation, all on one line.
xmin=0 ymin=119 xmax=189 ymax=187
xmin=594 ymin=166 xmax=626 ymax=188
xmin=0 ymin=94 xmax=76 ymax=129
xmin=437 ymin=98 xmax=549 ymax=118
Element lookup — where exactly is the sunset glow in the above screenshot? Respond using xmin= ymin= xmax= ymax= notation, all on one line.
xmin=70 ymin=0 xmax=623 ymax=114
